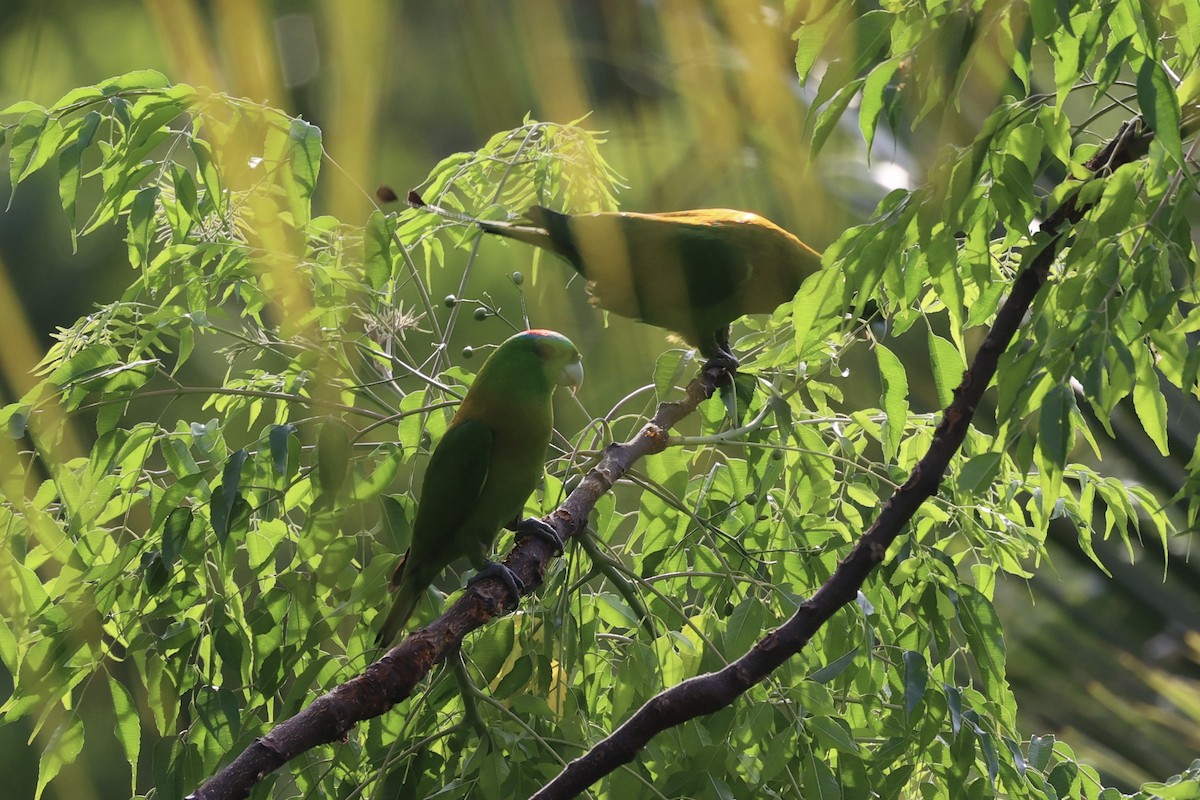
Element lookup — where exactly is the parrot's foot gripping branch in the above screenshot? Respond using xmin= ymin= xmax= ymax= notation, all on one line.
xmin=513 ymin=517 xmax=565 ymax=555
xmin=467 ymin=560 xmax=526 ymax=610
xmin=702 ymin=350 xmax=739 ymax=376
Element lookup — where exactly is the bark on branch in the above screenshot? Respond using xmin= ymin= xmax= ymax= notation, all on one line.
xmin=188 ymin=363 xmax=729 ymax=800
xmin=529 ymin=116 xmax=1157 ymax=800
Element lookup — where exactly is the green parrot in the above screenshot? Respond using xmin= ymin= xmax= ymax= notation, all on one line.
xmin=475 ymin=206 xmax=823 ymax=367
xmin=375 ymin=329 xmax=583 ymax=647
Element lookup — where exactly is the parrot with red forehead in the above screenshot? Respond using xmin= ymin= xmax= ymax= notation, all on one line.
xmin=375 ymin=329 xmax=583 ymax=646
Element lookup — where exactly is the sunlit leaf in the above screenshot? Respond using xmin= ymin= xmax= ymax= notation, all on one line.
xmin=926 ymin=330 xmax=965 ymax=408
xmin=108 ymin=676 xmax=140 ymax=795
xmin=1137 ymin=59 xmax=1182 ymax=161
xmin=875 ymin=344 xmax=908 ymax=461
xmin=1132 ymin=366 xmax=1170 ymax=456
xmin=34 ymin=715 xmax=84 ymax=800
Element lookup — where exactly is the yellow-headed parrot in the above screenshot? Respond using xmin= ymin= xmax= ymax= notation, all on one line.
xmin=375 ymin=329 xmax=583 ymax=647
xmin=476 ymin=205 xmax=823 ymax=366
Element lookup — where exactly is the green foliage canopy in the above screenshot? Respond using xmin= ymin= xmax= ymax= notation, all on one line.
xmin=0 ymin=1 xmax=1198 ymax=798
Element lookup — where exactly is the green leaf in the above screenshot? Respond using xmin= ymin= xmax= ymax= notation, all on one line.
xmin=494 ymin=655 xmax=533 ymax=700
xmin=363 ymin=210 xmax=393 ymax=290
xmin=20 ymin=115 xmax=72 ymax=191
xmin=1093 ymin=164 xmax=1136 ymax=237
xmin=0 ymin=99 xmax=45 ymax=116
xmin=653 ymin=348 xmax=693 ymax=403
xmin=977 ymin=723 xmax=1000 ymax=786
xmin=807 ymin=715 xmax=860 ymax=755
xmin=809 ymin=646 xmax=859 ymax=684
xmin=597 ymin=593 xmax=643 ymax=629
xmin=108 ymin=676 xmax=140 ymax=795
xmin=165 ymin=162 xmax=197 ymax=240
xmin=1137 ymin=59 xmax=1182 ymax=162
xmin=269 ymin=423 xmax=297 ymax=476
xmin=793 ymin=8 xmax=841 ymax=82
xmin=49 ymin=85 xmax=106 ymax=112
xmin=213 ymin=449 xmax=248 ymax=543
xmin=803 ymin=752 xmax=842 ymax=799
xmin=1005 ymin=123 xmax=1044 ymax=176
xmin=287 ymin=118 xmax=322 ymax=224
xmin=793 ymin=269 xmax=843 ymax=359
xmin=958 ymin=452 xmax=1002 ymax=495
xmin=957 ymin=586 xmax=1007 ymax=702
xmin=1038 ymin=383 xmax=1072 ymax=469
xmin=48 ymin=344 xmax=121 ymax=388
xmin=161 ymin=507 xmax=194 ymax=569
xmin=4 ymin=403 xmax=29 ymax=439
xmin=1028 ymin=733 xmax=1055 ymax=772
xmin=724 ymin=598 xmax=765 ymax=656
xmin=795 ymin=681 xmax=835 ymax=717
xmin=57 ymin=110 xmax=103 ymax=244
xmin=313 ymin=536 xmax=355 ymax=587
xmin=127 ymin=186 xmax=160 ymax=272
xmin=850 ymin=10 xmax=893 ymax=75
xmin=471 ymin=616 xmax=516 ymax=684
xmin=379 ymin=493 xmax=413 ymax=552
xmin=1132 ymin=364 xmax=1169 ymax=455
xmin=7 ymin=110 xmax=50 ymax=195
xmin=35 ymin=715 xmax=85 ymax=800
xmin=944 ymin=683 xmax=963 ymax=735
xmin=193 ymin=684 xmax=239 ymax=751
xmin=1138 ymin=779 xmax=1200 ymax=799
xmin=99 ymin=69 xmax=171 ymax=95
xmin=1094 ymin=36 xmax=1133 ymax=100
xmin=859 ymin=59 xmax=898 ymax=158
xmin=1029 ymin=0 xmax=1057 ymax=40
xmin=1038 ymin=106 xmax=1072 ymax=168
xmin=902 ymin=650 xmax=928 ymax=715
xmin=247 ymin=519 xmax=288 ymax=571
xmin=875 ymin=344 xmax=908 ymax=461
xmin=348 ymin=445 xmax=401 ymax=502
xmin=811 ymin=78 xmax=864 ymax=160
xmin=190 ymin=137 xmax=222 ymax=203
xmin=161 ymin=436 xmax=200 ymax=478
xmin=926 ymin=330 xmax=965 ymax=408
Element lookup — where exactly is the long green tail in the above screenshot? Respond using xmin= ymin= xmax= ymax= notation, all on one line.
xmin=375 ymin=556 xmax=425 ymax=648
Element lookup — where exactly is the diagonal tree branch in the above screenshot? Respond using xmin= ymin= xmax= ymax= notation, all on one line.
xmin=188 ymin=364 xmax=728 ymax=800
xmin=529 ymin=115 xmax=1158 ymax=800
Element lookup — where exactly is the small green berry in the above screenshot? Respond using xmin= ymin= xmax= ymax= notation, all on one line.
xmin=473 ymin=307 xmax=489 ymax=321
xmin=511 ymin=271 xmax=524 ymax=286
xmin=462 ymin=346 xmax=474 ymax=358
xmin=443 ymin=294 xmax=457 ymax=308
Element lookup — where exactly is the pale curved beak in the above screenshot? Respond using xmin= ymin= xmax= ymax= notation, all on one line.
xmin=559 ymin=358 xmax=584 ymax=394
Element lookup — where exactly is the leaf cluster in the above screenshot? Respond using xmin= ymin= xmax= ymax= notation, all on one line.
xmin=1 ymin=0 xmax=1199 ymax=793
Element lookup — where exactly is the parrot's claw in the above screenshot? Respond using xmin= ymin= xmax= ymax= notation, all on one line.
xmin=467 ymin=560 xmax=525 ymax=609
xmin=703 ymin=326 xmax=740 ymax=376
xmin=703 ymin=350 xmax=739 ymax=376
xmin=702 ymin=348 xmax=740 ymax=417
xmin=514 ymin=517 xmax=565 ymax=555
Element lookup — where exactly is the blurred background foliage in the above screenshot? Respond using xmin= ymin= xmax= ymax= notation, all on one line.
xmin=0 ymin=1 xmax=1197 ymax=798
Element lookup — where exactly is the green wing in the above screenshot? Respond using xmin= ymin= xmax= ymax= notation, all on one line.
xmin=391 ymin=418 xmax=492 ymax=587
xmin=377 ymin=418 xmax=493 ymax=646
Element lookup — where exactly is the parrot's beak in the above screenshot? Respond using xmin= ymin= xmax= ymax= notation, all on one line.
xmin=559 ymin=358 xmax=584 ymax=395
